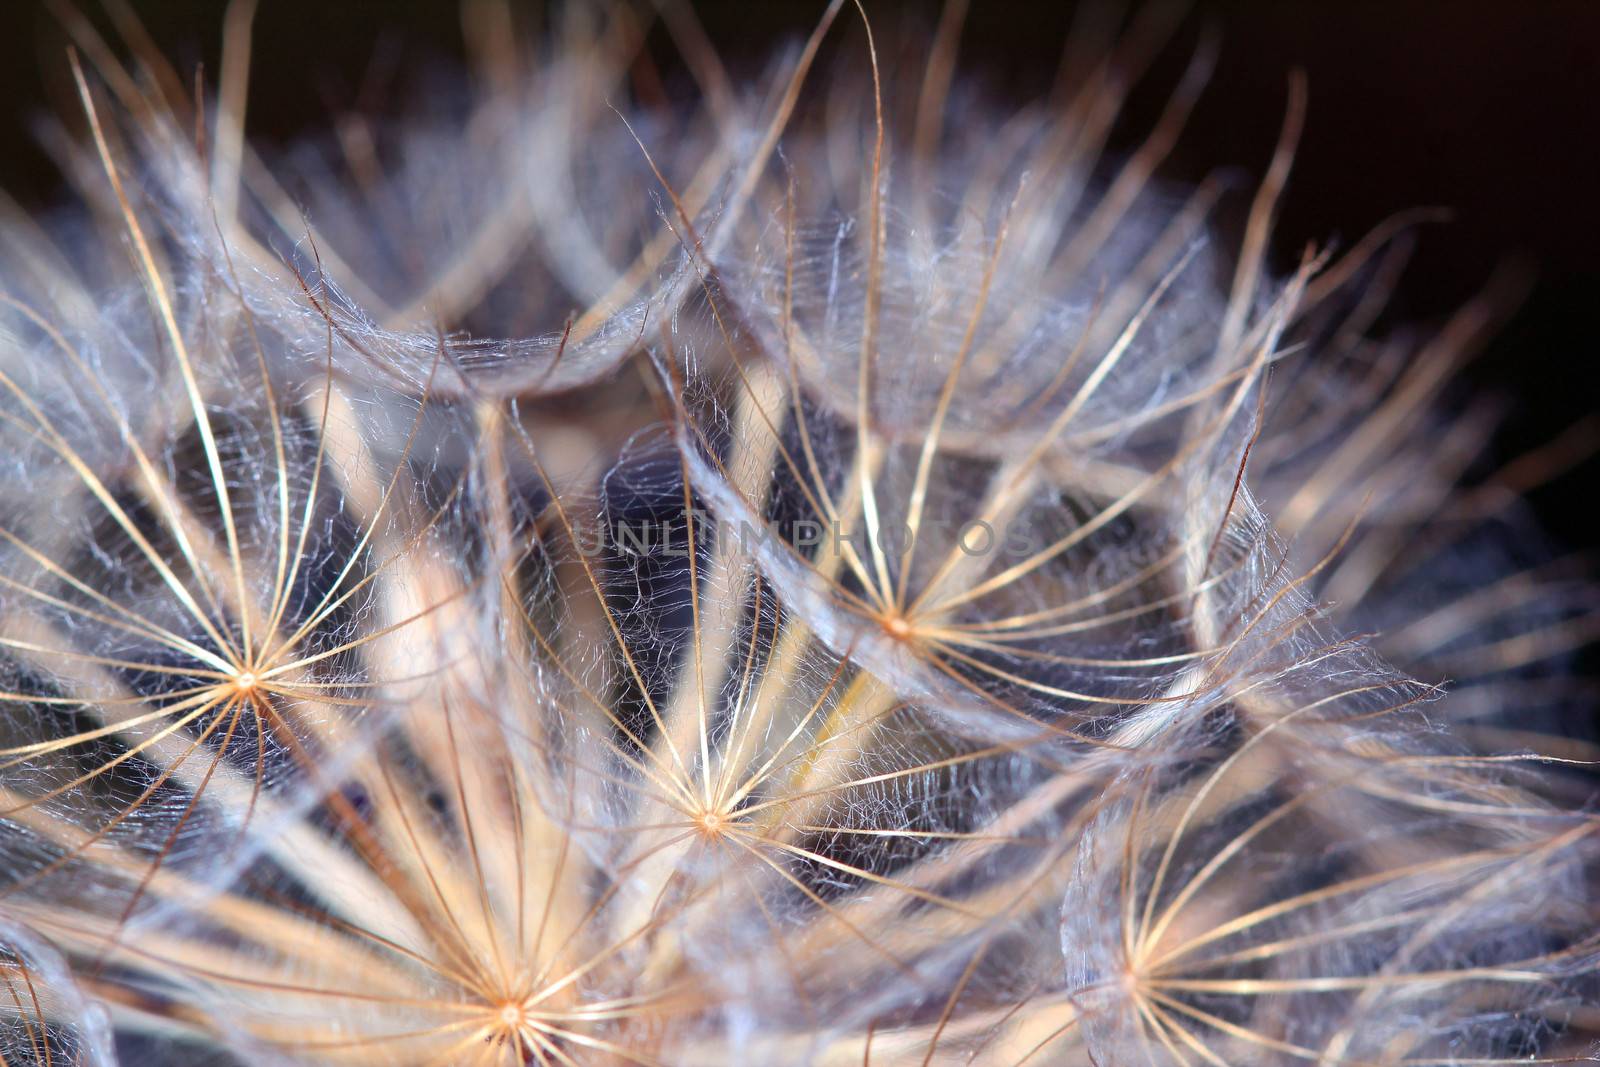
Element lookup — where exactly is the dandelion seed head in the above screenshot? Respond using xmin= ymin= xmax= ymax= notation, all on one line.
xmin=0 ymin=2 xmax=1594 ymax=1065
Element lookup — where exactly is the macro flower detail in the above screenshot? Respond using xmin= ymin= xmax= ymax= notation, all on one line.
xmin=0 ymin=2 xmax=1595 ymax=1066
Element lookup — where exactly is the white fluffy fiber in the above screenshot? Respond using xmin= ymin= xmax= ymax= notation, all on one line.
xmin=0 ymin=3 xmax=1595 ymax=1065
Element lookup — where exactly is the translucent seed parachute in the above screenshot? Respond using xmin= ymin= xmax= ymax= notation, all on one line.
xmin=0 ymin=2 xmax=1595 ymax=1065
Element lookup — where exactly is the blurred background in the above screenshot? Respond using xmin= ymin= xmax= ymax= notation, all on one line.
xmin=0 ymin=0 xmax=1594 ymax=552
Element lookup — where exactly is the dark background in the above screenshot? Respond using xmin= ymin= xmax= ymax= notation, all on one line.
xmin=0 ymin=0 xmax=1595 ymax=552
